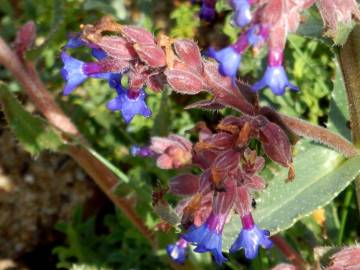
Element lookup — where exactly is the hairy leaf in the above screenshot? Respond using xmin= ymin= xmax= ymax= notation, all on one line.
xmin=327 ymin=61 xmax=351 ymax=140
xmin=223 ymin=140 xmax=360 ymax=250
xmin=0 ymin=86 xmax=64 ymax=155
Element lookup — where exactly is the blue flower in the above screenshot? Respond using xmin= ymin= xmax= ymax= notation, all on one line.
xmin=208 ymin=46 xmax=241 ymax=77
xmin=64 ymin=35 xmax=85 ymax=49
xmin=182 ymin=213 xmax=227 ymax=265
xmin=130 ymin=145 xmax=154 ymax=157
xmin=61 ymin=51 xmax=119 ymax=95
xmin=200 ymin=3 xmax=216 ymax=21
xmin=107 ymin=88 xmax=152 ymax=124
xmin=246 ymin=25 xmax=267 ymax=47
xmin=229 ymin=224 xmax=272 ymax=259
xmin=61 ymin=51 xmax=89 ymax=95
xmin=166 ymin=238 xmax=188 ymax=264
xmin=232 ymin=0 xmax=252 ymax=27
xmin=91 ymin=47 xmax=107 ymax=60
xmin=252 ymin=65 xmax=299 ymax=95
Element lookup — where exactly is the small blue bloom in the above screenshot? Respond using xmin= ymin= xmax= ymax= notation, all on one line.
xmin=61 ymin=51 xmax=88 ymax=95
xmin=208 ymin=46 xmax=241 ymax=77
xmin=130 ymin=145 xmax=154 ymax=157
xmin=64 ymin=35 xmax=85 ymax=49
xmin=232 ymin=0 xmax=252 ymax=27
xmin=61 ymin=51 xmax=118 ymax=95
xmin=229 ymin=224 xmax=272 ymax=259
xmin=107 ymin=88 xmax=152 ymax=124
xmin=200 ymin=3 xmax=216 ymax=21
xmin=252 ymin=65 xmax=299 ymax=95
xmin=91 ymin=47 xmax=107 ymax=60
xmin=166 ymin=238 xmax=188 ymax=264
xmin=246 ymin=25 xmax=266 ymax=46
xmin=182 ymin=214 xmax=227 ymax=265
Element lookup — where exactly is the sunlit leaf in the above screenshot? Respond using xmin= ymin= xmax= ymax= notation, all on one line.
xmin=0 ymin=86 xmax=64 ymax=155
xmin=223 ymin=140 xmax=360 ymax=250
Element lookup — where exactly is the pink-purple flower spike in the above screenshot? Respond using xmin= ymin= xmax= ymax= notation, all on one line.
xmin=58 ymin=2 xmax=360 ymax=263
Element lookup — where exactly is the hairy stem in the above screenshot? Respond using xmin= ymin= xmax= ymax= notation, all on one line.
xmin=0 ymin=35 xmax=155 ymax=246
xmin=339 ymin=25 xmax=360 ymax=212
xmin=271 ymin=235 xmax=308 ymax=270
xmin=280 ymin=114 xmax=358 ymax=158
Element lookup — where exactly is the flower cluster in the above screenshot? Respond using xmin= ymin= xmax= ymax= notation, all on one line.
xmin=136 ymin=113 xmax=295 ymax=264
xmin=60 ymin=17 xmax=173 ymax=123
xmin=194 ymin=0 xmax=360 ymax=96
xmin=59 ymin=2 xmax=360 ymax=263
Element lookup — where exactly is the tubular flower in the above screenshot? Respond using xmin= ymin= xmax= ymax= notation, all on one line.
xmin=61 ymin=51 xmax=119 ymax=95
xmin=166 ymin=238 xmax=188 ymax=264
xmin=182 ymin=212 xmax=227 ymax=265
xmin=229 ymin=213 xmax=272 ymax=259
xmin=61 ymin=51 xmax=89 ymax=95
xmin=252 ymin=49 xmax=298 ymax=95
xmin=231 ymin=0 xmax=252 ymax=27
xmin=107 ymin=87 xmax=152 ymax=124
xmin=208 ymin=34 xmax=248 ymax=77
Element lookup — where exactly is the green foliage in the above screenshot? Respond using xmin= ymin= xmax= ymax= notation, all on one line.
xmin=328 ymin=61 xmax=351 ymax=139
xmin=54 ymin=207 xmax=169 ymax=270
xmin=223 ymin=140 xmax=360 ymax=250
xmin=170 ymin=3 xmax=199 ymax=38
xmin=1 ymin=1 xmax=360 ymax=269
xmin=0 ymin=85 xmax=64 ymax=155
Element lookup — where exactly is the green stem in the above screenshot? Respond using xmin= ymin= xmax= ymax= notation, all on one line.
xmin=339 ymin=25 xmax=360 ymax=212
xmin=337 ymin=188 xmax=353 ymax=245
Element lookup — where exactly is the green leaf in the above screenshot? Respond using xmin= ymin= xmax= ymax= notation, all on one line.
xmin=332 ymin=22 xmax=356 ymax=46
xmin=297 ymin=9 xmax=324 ymax=40
xmin=223 ymin=141 xmax=360 ymax=250
xmin=0 ymin=86 xmax=64 ymax=155
xmin=327 ymin=60 xmax=351 ymax=140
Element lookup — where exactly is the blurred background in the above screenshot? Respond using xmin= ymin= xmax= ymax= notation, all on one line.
xmin=0 ymin=0 xmax=359 ymax=269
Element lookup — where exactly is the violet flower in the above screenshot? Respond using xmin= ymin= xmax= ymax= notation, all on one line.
xmin=182 ymin=212 xmax=227 ymax=265
xmin=252 ymin=49 xmax=298 ymax=95
xmin=107 ymin=87 xmax=152 ymax=124
xmin=199 ymin=0 xmax=217 ymax=21
xmin=166 ymin=238 xmax=188 ymax=264
xmin=130 ymin=145 xmax=155 ymax=157
xmin=208 ymin=34 xmax=248 ymax=77
xmin=246 ymin=25 xmax=269 ymax=47
xmin=229 ymin=213 xmax=272 ymax=259
xmin=64 ymin=35 xmax=85 ymax=49
xmin=231 ymin=0 xmax=252 ymax=27
xmin=61 ymin=51 xmax=90 ymax=95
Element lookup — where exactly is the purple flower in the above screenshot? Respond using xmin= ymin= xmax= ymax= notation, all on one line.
xmin=130 ymin=145 xmax=155 ymax=157
xmin=91 ymin=47 xmax=107 ymax=60
xmin=231 ymin=0 xmax=252 ymax=27
xmin=199 ymin=2 xmax=216 ymax=21
xmin=208 ymin=46 xmax=241 ymax=77
xmin=61 ymin=51 xmax=89 ymax=95
xmin=182 ymin=212 xmax=227 ymax=265
xmin=61 ymin=51 xmax=117 ymax=95
xmin=166 ymin=238 xmax=188 ymax=264
xmin=229 ymin=214 xmax=272 ymax=259
xmin=246 ymin=25 xmax=268 ymax=46
xmin=107 ymin=88 xmax=152 ymax=124
xmin=252 ymin=65 xmax=299 ymax=95
xmin=64 ymin=35 xmax=85 ymax=49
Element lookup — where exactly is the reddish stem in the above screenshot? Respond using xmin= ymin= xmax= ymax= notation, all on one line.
xmin=271 ymin=235 xmax=308 ymax=270
xmin=281 ymin=114 xmax=359 ymax=158
xmin=0 ymin=36 xmax=155 ymax=246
